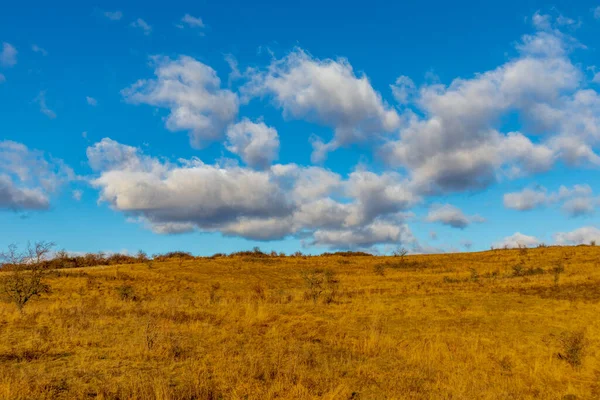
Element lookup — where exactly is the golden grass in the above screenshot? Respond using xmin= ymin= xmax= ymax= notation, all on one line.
xmin=1 ymin=246 xmax=599 ymax=399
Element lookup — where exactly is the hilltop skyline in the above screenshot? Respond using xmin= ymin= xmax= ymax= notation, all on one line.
xmin=2 ymin=1 xmax=600 ymax=255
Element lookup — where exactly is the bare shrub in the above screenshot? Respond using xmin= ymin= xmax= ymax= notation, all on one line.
xmin=116 ymin=284 xmax=138 ymax=301
xmin=136 ymin=250 xmax=148 ymax=263
xmin=518 ymin=244 xmax=528 ymax=258
xmin=0 ymin=241 xmax=55 ymax=312
xmin=301 ymin=269 xmax=339 ymax=304
xmin=392 ymin=247 xmax=409 ymax=258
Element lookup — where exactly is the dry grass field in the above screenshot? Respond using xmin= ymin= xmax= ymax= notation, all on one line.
xmin=1 ymin=246 xmax=600 ymax=399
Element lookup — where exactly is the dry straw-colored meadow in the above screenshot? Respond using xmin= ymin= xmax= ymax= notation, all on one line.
xmin=1 ymin=245 xmax=600 ymax=399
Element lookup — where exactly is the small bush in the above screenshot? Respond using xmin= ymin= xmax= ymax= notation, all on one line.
xmin=557 ymin=330 xmax=587 ymax=368
xmin=116 ymin=285 xmax=138 ymax=301
xmin=373 ymin=264 xmax=386 ymax=276
xmin=469 ymin=268 xmax=479 ymax=283
xmin=252 ymin=282 xmax=266 ymax=301
xmin=209 ymin=282 xmax=221 ymax=304
xmin=552 ymin=263 xmax=565 ymax=286
xmin=301 ymin=269 xmax=339 ymax=304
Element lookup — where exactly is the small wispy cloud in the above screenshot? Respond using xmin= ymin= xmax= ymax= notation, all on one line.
xmin=104 ymin=10 xmax=123 ymax=21
xmin=31 ymin=44 xmax=48 ymax=56
xmin=34 ymin=91 xmax=56 ymax=119
xmin=177 ymin=13 xmax=205 ymax=29
xmin=0 ymin=42 xmax=17 ymax=67
xmin=0 ymin=73 xmax=5 ymax=83
xmin=594 ymin=6 xmax=600 ymax=20
xmin=131 ymin=18 xmax=152 ymax=35
xmin=224 ymin=54 xmax=242 ymax=86
xmin=72 ymin=190 xmax=83 ymax=201
xmin=86 ymin=96 xmax=98 ymax=106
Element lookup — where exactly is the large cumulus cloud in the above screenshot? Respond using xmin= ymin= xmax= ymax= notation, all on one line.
xmin=87 ymin=138 xmax=420 ymax=250
xmin=242 ymin=48 xmax=400 ymax=162
xmin=381 ymin=15 xmax=599 ymax=194
xmin=122 ymin=56 xmax=239 ymax=148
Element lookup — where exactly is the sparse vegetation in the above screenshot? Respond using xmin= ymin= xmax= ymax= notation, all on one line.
xmin=0 ymin=245 xmax=598 ymax=398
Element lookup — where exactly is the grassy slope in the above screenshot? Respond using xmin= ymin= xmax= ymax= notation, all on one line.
xmin=0 ymin=246 xmax=599 ymax=399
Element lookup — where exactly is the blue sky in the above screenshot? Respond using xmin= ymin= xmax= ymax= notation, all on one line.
xmin=2 ymin=1 xmax=600 ymax=255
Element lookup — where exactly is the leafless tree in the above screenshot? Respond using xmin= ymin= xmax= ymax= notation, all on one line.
xmin=0 ymin=241 xmax=55 ymax=312
xmin=392 ymin=247 xmax=409 ymax=258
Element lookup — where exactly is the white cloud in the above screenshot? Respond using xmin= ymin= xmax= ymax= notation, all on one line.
xmin=122 ymin=55 xmax=239 ymax=148
xmin=31 ymin=44 xmax=47 ymax=56
xmin=503 ymin=188 xmax=548 ymax=210
xmin=425 ymin=203 xmax=484 ymax=229
xmin=561 ymin=197 xmax=595 ymax=217
xmin=555 ymin=184 xmax=592 ymax=200
xmin=493 ymin=232 xmax=541 ymax=249
xmin=380 ymin=19 xmax=600 ymax=194
xmin=131 ymin=18 xmax=152 ymax=35
xmin=504 ymin=184 xmax=596 ymax=217
xmin=224 ymin=54 xmax=242 ymax=85
xmin=532 ymin=12 xmax=552 ymax=30
xmin=594 ymin=7 xmax=600 ymax=20
xmin=391 ymin=75 xmax=416 ymax=104
xmin=0 ymin=42 xmax=17 ymax=67
xmin=86 ymin=96 xmax=98 ymax=106
xmin=87 ymin=138 xmax=420 ymax=249
xmin=178 ymin=14 xmax=204 ymax=29
xmin=0 ymin=73 xmax=5 ymax=83
xmin=342 ymin=169 xmax=420 ymax=226
xmin=554 ymin=226 xmax=600 ymax=245
xmin=149 ymin=221 xmax=196 ymax=234
xmin=310 ymin=218 xmax=415 ymax=250
xmin=72 ymin=190 xmax=82 ymax=201
xmin=34 ymin=91 xmax=56 ymax=119
xmin=88 ymin=138 xmax=297 ymax=238
xmin=225 ymin=118 xmax=279 ymax=169
xmin=104 ymin=10 xmax=123 ymax=21
xmin=0 ymin=175 xmax=49 ymax=211
xmin=242 ymin=48 xmax=400 ymax=161
xmin=0 ymin=140 xmax=73 ymax=211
